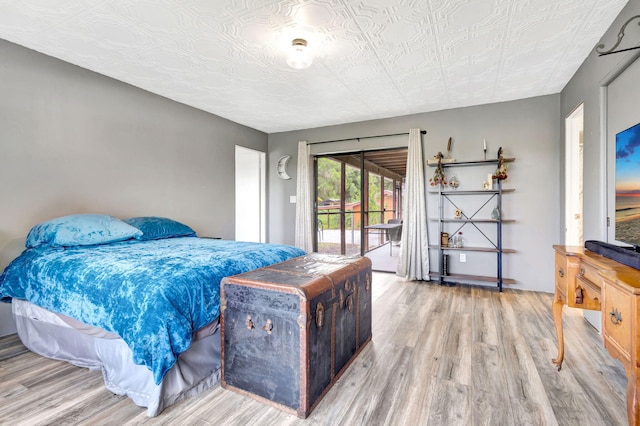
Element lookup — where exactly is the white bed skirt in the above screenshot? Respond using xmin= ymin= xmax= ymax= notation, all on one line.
xmin=12 ymin=299 xmax=221 ymax=417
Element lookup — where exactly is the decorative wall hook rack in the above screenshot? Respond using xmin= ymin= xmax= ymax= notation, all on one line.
xmin=277 ymin=155 xmax=292 ymax=180
xmin=596 ymin=15 xmax=640 ymax=56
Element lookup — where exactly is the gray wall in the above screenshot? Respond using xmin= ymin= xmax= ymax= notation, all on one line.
xmin=560 ymin=1 xmax=640 ymax=331
xmin=607 ymin=53 xmax=640 ymax=243
xmin=560 ymin=0 xmax=640 ymax=244
xmin=268 ymin=95 xmax=561 ymax=293
xmin=0 ymin=39 xmax=267 ymax=336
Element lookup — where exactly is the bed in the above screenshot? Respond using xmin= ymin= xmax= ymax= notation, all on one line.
xmin=0 ymin=214 xmax=305 ymax=416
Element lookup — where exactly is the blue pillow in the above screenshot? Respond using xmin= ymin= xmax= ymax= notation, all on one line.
xmin=124 ymin=216 xmax=196 ymax=241
xmin=26 ymin=214 xmax=143 ymax=248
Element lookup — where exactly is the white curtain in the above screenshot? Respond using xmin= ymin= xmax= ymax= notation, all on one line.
xmin=295 ymin=141 xmax=314 ymax=253
xmin=397 ymin=129 xmax=430 ymax=280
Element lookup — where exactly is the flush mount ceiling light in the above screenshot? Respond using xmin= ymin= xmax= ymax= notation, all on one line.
xmin=287 ymin=38 xmax=312 ymax=69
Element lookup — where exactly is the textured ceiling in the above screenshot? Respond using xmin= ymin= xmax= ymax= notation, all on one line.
xmin=0 ymin=0 xmax=629 ymax=133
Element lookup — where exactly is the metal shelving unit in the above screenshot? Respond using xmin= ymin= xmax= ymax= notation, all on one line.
xmin=428 ymin=158 xmax=515 ymax=291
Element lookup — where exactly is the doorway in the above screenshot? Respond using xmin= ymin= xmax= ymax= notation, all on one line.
xmin=235 ymin=145 xmax=265 ymax=242
xmin=566 ymin=104 xmax=597 ymax=329
xmin=565 ymin=104 xmax=584 ymax=246
xmin=314 ymin=148 xmax=406 ymax=272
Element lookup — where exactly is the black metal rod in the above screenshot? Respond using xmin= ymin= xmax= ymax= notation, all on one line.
xmin=308 ymin=130 xmax=426 ymax=145
xmin=497 ymin=180 xmax=503 ymax=292
xmin=360 ymin=152 xmax=366 ymax=257
xmin=598 ymin=45 xmax=640 ymax=56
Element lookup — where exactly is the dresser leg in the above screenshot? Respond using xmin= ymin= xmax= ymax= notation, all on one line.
xmin=551 ymin=296 xmax=564 ymax=371
xmin=628 ymin=370 xmax=640 ymax=426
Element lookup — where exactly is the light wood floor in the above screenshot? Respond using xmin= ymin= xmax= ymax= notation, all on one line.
xmin=0 ymin=273 xmax=628 ymax=425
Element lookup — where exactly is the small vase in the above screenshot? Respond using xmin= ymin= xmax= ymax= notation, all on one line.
xmin=491 ymin=207 xmax=501 ymax=220
xmin=449 ymin=175 xmax=459 ymax=189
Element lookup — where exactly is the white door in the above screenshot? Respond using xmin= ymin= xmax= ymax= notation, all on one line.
xmin=565 ymin=104 xmax=584 ymax=246
xmin=235 ymin=146 xmax=265 ymax=242
xmin=566 ymin=104 xmax=598 ymax=329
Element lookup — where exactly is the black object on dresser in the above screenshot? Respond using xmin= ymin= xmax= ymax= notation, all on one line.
xmin=585 ymin=240 xmax=640 ymax=270
xmin=220 ymin=253 xmax=372 ymax=418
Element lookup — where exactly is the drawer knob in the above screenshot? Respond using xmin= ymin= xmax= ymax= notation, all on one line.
xmin=246 ymin=316 xmax=255 ymax=330
xmin=262 ymin=319 xmax=273 ymax=334
xmin=580 ymin=267 xmax=585 ymax=275
xmin=558 ymin=268 xmax=564 ymax=278
xmin=610 ymin=308 xmax=623 ymax=325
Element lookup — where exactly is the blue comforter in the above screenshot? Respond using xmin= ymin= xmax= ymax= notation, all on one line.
xmin=0 ymin=237 xmax=304 ymax=384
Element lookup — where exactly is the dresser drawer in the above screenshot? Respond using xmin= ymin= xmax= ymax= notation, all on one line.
xmin=602 ymin=281 xmax=632 ymax=361
xmin=555 ymin=252 xmax=568 ymax=298
xmin=574 ymin=275 xmax=602 ymax=310
xmin=578 ymin=262 xmax=601 ymax=289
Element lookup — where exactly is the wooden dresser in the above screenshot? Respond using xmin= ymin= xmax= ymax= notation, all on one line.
xmin=553 ymin=245 xmax=640 ymax=425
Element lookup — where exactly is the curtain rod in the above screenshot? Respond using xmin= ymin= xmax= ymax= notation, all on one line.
xmin=308 ymin=129 xmax=426 ymax=145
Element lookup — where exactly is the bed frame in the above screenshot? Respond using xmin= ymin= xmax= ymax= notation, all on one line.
xmin=13 ymin=299 xmax=221 ymax=416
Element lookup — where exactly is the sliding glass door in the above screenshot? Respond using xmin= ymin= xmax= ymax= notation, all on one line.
xmin=315 ymin=154 xmax=362 ymax=256
xmin=314 ymin=149 xmax=405 ymax=256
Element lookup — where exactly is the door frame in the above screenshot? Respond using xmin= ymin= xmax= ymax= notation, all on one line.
xmin=565 ymin=103 xmax=584 ymax=246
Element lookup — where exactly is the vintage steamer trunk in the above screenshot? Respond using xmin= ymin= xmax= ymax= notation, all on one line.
xmin=220 ymin=253 xmax=372 ymax=418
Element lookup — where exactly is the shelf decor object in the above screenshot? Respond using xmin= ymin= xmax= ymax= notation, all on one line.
xmin=491 ymin=206 xmax=501 ymax=220
xmin=427 ymin=138 xmax=456 ymax=165
xmin=429 ymin=152 xmax=447 ymax=186
xmin=494 ymin=147 xmax=508 ymax=181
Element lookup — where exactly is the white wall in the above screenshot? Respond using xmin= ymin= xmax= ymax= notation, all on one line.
xmin=0 ymin=39 xmax=268 ymax=336
xmin=268 ymin=95 xmax=561 ymax=293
